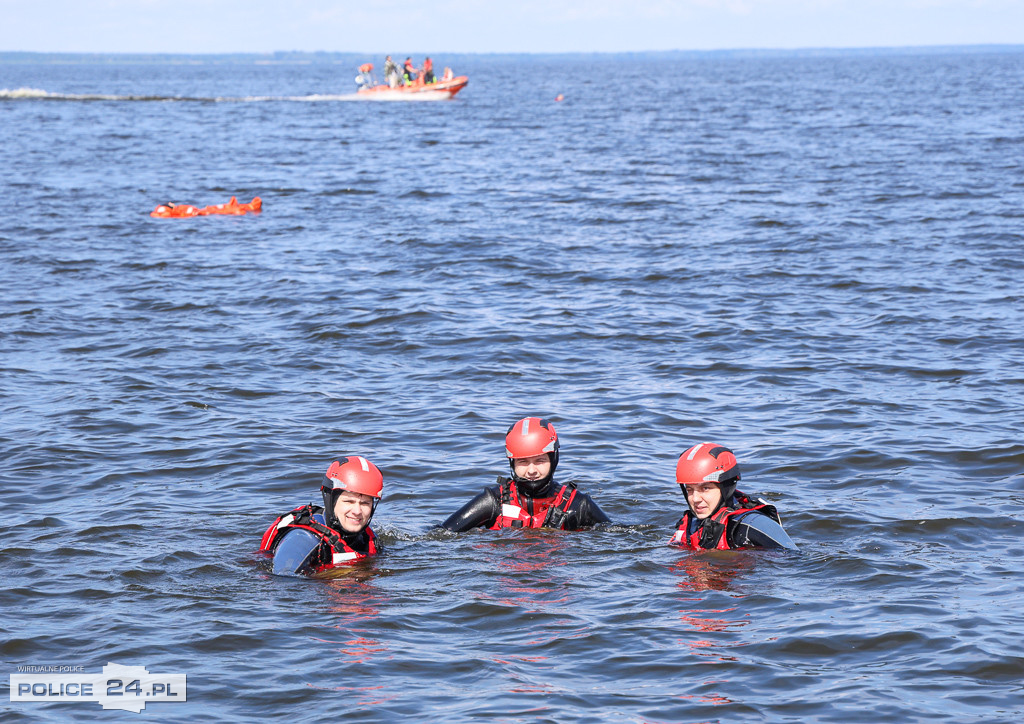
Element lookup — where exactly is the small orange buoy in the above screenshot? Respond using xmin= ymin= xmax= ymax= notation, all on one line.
xmin=555 ymin=93 xmax=564 ymax=102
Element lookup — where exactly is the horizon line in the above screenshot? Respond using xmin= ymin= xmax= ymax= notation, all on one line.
xmin=2 ymin=43 xmax=1024 ymax=59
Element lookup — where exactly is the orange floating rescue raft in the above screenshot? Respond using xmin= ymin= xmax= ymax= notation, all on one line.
xmin=151 ymin=196 xmax=262 ymax=218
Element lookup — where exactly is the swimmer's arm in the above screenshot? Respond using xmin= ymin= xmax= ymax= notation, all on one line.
xmin=565 ymin=492 xmax=612 ymax=529
xmin=438 ymin=488 xmax=500 ymax=532
xmin=729 ymin=513 xmax=798 ymax=550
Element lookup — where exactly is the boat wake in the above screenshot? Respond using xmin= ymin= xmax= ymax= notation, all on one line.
xmin=0 ymin=87 xmax=452 ymax=102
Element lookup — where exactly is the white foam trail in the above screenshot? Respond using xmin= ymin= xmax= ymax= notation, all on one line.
xmin=0 ymin=87 xmax=196 ymax=101
xmin=0 ymin=87 xmax=59 ymax=99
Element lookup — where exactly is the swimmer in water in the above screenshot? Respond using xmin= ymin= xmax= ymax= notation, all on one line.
xmin=440 ymin=417 xmax=611 ymax=531
xmin=260 ymin=456 xmax=384 ymax=571
xmin=668 ymin=442 xmax=796 ymax=550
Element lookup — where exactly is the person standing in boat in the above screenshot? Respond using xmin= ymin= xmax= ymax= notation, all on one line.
xmin=383 ymin=55 xmax=400 ymax=88
xmin=439 ymin=417 xmax=611 ymax=532
xmin=423 ymin=57 xmax=435 ymax=84
xmin=260 ymin=456 xmax=384 ymax=571
xmin=668 ymin=442 xmax=796 ymax=550
xmin=402 ymin=57 xmax=419 ymax=85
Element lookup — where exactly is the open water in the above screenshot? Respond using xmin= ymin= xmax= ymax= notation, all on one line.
xmin=1 ymin=50 xmax=1023 ymax=722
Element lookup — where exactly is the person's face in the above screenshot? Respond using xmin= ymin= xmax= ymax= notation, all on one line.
xmin=333 ymin=490 xmax=374 ymax=533
xmin=512 ymin=453 xmax=551 ymax=481
xmin=684 ymin=482 xmax=723 ymax=519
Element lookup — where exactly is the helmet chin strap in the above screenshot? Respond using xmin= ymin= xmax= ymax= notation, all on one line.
xmin=507 ymin=451 xmax=559 ymax=498
xmin=364 ymin=499 xmax=379 ymax=530
xmin=511 ymin=473 xmax=556 ymax=498
xmin=323 ymin=488 xmax=340 ymax=527
xmin=706 ymin=498 xmax=727 ymax=517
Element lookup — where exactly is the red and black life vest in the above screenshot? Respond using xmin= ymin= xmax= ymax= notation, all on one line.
xmin=489 ymin=477 xmax=578 ymax=530
xmin=260 ymin=504 xmax=377 ymax=569
xmin=669 ymin=491 xmax=780 ymax=550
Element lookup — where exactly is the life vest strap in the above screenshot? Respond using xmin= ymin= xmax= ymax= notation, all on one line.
xmin=670 ymin=490 xmax=780 ymax=550
xmin=542 ymin=482 xmax=578 ymax=529
xmin=492 ymin=478 xmax=577 ymax=530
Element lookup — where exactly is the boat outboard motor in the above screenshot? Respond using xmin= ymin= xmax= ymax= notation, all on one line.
xmin=355 ymin=62 xmax=375 ymax=88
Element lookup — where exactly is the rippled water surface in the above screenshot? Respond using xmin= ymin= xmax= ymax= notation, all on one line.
xmin=2 ymin=51 xmax=1023 ymax=722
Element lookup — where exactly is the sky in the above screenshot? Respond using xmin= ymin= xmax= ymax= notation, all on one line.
xmin=1 ymin=0 xmax=1023 ymax=55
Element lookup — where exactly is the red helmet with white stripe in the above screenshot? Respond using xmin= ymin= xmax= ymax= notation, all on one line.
xmin=321 ymin=456 xmax=383 ymax=529
xmin=505 ymin=417 xmax=559 ymax=486
xmin=676 ymin=442 xmax=741 ymax=502
xmin=323 ymin=456 xmax=383 ymax=499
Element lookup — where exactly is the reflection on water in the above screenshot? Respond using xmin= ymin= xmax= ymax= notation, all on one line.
xmin=474 ymin=534 xmax=573 ymax=612
xmin=321 ymin=579 xmax=391 ymax=665
xmin=670 ymin=552 xmax=753 ymax=709
xmin=670 ymin=551 xmax=755 ymax=594
xmin=305 ymin=578 xmax=399 ymax=705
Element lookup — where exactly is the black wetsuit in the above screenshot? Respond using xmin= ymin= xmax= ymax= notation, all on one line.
xmin=440 ymin=478 xmax=611 ymax=532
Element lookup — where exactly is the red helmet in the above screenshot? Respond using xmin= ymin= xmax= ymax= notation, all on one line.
xmin=322 ymin=456 xmax=384 ymax=499
xmin=505 ymin=417 xmax=560 ymax=485
xmin=506 ymin=416 xmax=558 ymax=458
xmin=321 ymin=456 xmax=384 ymax=532
xmin=676 ymin=442 xmax=741 ymax=502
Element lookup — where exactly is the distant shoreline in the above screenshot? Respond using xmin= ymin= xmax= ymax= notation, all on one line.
xmin=2 ymin=45 xmax=1023 ymax=65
